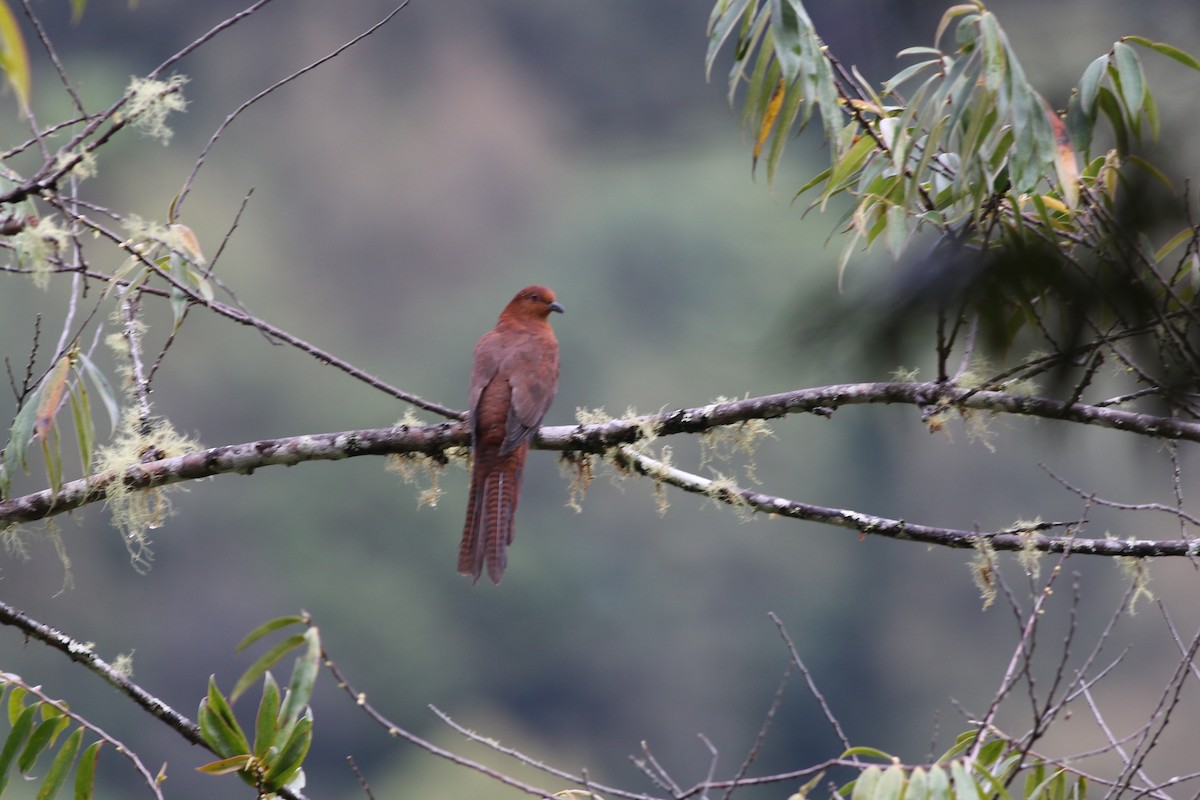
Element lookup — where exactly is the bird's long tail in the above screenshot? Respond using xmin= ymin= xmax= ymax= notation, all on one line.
xmin=459 ymin=445 xmax=527 ymax=584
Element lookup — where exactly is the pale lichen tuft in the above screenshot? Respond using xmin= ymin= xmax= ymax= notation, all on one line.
xmin=1014 ymin=518 xmax=1044 ymax=579
xmin=124 ymin=75 xmax=188 ymax=144
xmin=1115 ymin=554 xmax=1153 ymax=614
xmin=14 ymin=216 xmax=70 ymax=289
xmin=970 ymin=536 xmax=998 ymax=609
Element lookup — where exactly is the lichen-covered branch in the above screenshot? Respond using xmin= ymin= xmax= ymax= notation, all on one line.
xmin=4 ymin=381 xmax=1199 ymax=558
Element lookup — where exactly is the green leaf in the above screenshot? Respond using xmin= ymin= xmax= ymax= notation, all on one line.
xmin=1123 ymin=35 xmax=1200 ymax=72
xmin=936 ymin=731 xmax=976 ymax=763
xmin=1155 ymin=227 xmax=1194 ymax=263
xmin=169 ymin=286 xmax=189 ymax=333
xmin=875 ymin=763 xmax=906 ymax=800
xmin=74 ymin=353 xmax=119 ymax=434
xmin=195 ymin=753 xmax=252 ymax=776
xmin=769 ymin=0 xmax=814 ymax=82
xmin=706 ymin=0 xmax=753 ymax=79
xmin=0 ymin=0 xmax=31 ymax=111
xmin=1077 ymin=55 xmax=1107 ymax=115
xmin=1095 ymin=86 xmax=1129 ymax=155
xmin=231 ymin=634 xmax=305 ymax=704
xmin=927 ymin=764 xmax=951 ymax=800
xmin=934 ymin=4 xmax=982 ymax=50
xmin=763 ymin=76 xmax=806 ymax=183
xmin=278 ymin=628 xmax=320 ymax=729
xmin=950 ymin=760 xmax=983 ymax=800
xmin=253 ymin=673 xmax=281 ymax=758
xmin=979 ymin=12 xmax=1005 ymax=91
xmin=1112 ymin=41 xmax=1145 ymax=117
xmin=19 ymin=714 xmax=69 ymax=775
xmin=261 ymin=713 xmax=312 ymax=791
xmin=850 ymin=765 xmax=881 ymax=800
xmin=1065 ymin=91 xmax=1093 ymax=160
xmin=907 ymin=767 xmax=930 ymax=800
xmin=4 ymin=384 xmax=42 ymax=496
xmin=883 ymin=204 xmax=908 ymax=258
xmin=0 ymin=703 xmax=37 ymax=794
xmin=841 ymin=745 xmax=896 ymax=762
xmin=793 ymin=165 xmax=831 ymax=199
xmin=73 ymin=740 xmax=102 ymax=800
xmin=69 ymin=0 xmax=86 ymax=24
xmin=36 ymin=726 xmax=82 ymax=800
xmin=1142 ymin=84 xmax=1159 ymax=140
xmin=883 ymin=58 xmax=941 ymax=94
xmin=823 ymin=133 xmax=876 ymax=204
xmin=197 ymin=702 xmax=245 ymax=761
xmin=68 ymin=383 xmax=93 ymax=489
xmin=236 ymin=615 xmax=306 ymax=652
xmin=197 ymin=678 xmax=250 ymax=759
xmin=6 ymin=686 xmax=27 ymax=726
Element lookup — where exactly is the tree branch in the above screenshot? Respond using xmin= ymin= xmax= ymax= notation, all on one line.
xmin=3 ymin=382 xmax=1198 ymax=558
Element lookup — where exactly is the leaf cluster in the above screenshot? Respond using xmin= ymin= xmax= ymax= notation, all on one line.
xmin=709 ymin=0 xmax=1200 ymax=414
xmin=195 ymin=616 xmax=319 ymax=798
xmin=830 ymin=733 xmax=1088 ymax=800
xmin=0 ymin=678 xmax=104 ymax=800
xmin=2 ymin=343 xmax=118 ymax=502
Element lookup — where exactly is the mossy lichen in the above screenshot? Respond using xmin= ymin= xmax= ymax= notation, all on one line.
xmin=384 ymin=412 xmax=448 ymax=509
xmin=124 ymin=75 xmax=188 ymax=144
xmin=93 ymin=408 xmax=200 ymax=571
xmin=970 ymin=536 xmax=998 ymax=609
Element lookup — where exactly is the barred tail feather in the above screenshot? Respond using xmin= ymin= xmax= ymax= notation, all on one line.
xmin=459 ymin=445 xmax=528 ymax=584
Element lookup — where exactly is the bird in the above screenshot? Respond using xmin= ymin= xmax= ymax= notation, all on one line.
xmin=459 ymin=285 xmax=563 ymax=584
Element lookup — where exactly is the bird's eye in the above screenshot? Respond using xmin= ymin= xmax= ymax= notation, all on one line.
xmin=529 ymin=293 xmax=540 ymax=302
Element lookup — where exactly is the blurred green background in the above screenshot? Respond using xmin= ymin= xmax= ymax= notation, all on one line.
xmin=3 ymin=1 xmax=1200 ymax=797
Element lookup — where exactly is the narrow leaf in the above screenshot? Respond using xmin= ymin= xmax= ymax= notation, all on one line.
xmin=822 ymin=134 xmax=876 ymax=205
xmin=262 ymin=714 xmax=312 ymax=791
xmin=1078 ymin=54 xmax=1107 ymax=115
xmin=6 ymin=686 xmax=27 ymax=726
xmin=69 ymin=383 xmax=94 ymax=487
xmin=1044 ymin=100 xmax=1079 ymax=209
xmin=979 ymin=12 xmax=1005 ymax=91
xmin=197 ymin=702 xmax=246 ymax=761
xmin=253 ymin=673 xmax=280 ymax=758
xmin=1123 ymin=35 xmax=1200 ymax=72
xmin=34 ymin=353 xmax=73 ymax=446
xmin=19 ymin=714 xmax=69 ymax=775
xmin=1112 ymin=41 xmax=1145 ymax=116
xmin=950 ymin=760 xmax=984 ymax=800
xmin=1095 ymin=86 xmax=1129 ymax=155
xmin=753 ymin=76 xmax=786 ymax=175
xmin=1154 ymin=227 xmax=1194 ymax=263
xmin=769 ymin=0 xmax=813 ymax=82
xmin=36 ymin=726 xmax=82 ymax=800
xmin=705 ymin=0 xmax=753 ymax=79
xmin=231 ymin=634 xmax=305 ymax=704
xmin=73 ymin=740 xmax=102 ymax=800
xmin=0 ymin=0 xmax=31 ymax=111
xmin=0 ymin=704 xmax=37 ymax=794
xmin=841 ymin=745 xmax=895 ymax=761
xmin=236 ymin=615 xmax=306 ymax=652
xmin=74 ymin=353 xmax=119 ymax=434
xmin=875 ymin=763 xmax=906 ymax=800
xmin=194 ymin=754 xmax=252 ymax=776
xmin=883 ymin=58 xmax=940 ymax=94
xmin=278 ymin=628 xmax=320 ymax=729
xmin=850 ymin=765 xmax=881 ymax=800
xmin=934 ymin=4 xmax=981 ymax=50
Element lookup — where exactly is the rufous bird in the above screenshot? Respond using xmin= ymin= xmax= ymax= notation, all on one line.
xmin=459 ymin=285 xmax=563 ymax=584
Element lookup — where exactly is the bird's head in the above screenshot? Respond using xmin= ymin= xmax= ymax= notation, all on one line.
xmin=502 ymin=285 xmax=565 ymax=321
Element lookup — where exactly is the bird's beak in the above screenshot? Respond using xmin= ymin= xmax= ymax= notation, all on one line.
xmin=548 ymin=301 xmax=565 ymax=314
